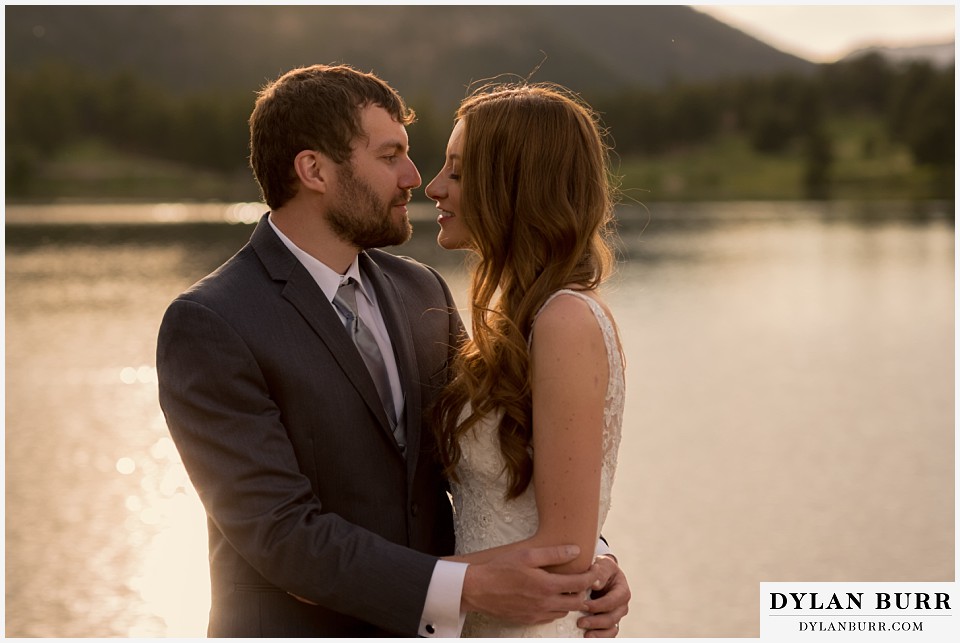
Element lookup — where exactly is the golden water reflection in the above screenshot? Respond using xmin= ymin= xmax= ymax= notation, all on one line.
xmin=124 ymin=389 xmax=211 ymax=636
xmin=4 ymin=201 xmax=269 ymax=225
xmin=5 ymin=202 xmax=953 ymax=637
xmin=126 ymin=488 xmax=209 ymax=636
xmin=5 ymin=236 xmax=219 ymax=635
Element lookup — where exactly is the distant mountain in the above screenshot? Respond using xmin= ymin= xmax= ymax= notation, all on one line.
xmin=842 ymin=42 xmax=955 ymax=69
xmin=6 ymin=5 xmax=815 ymax=107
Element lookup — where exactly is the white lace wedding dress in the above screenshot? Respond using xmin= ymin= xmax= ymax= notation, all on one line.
xmin=451 ymin=290 xmax=625 ymax=637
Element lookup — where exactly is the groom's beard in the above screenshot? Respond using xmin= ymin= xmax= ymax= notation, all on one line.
xmin=327 ymin=163 xmax=413 ymax=249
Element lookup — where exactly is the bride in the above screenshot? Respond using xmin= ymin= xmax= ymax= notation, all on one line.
xmin=425 ymin=83 xmax=625 ymax=638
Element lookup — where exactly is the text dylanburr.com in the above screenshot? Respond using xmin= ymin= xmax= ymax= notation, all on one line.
xmin=760 ymin=582 xmax=956 ymax=640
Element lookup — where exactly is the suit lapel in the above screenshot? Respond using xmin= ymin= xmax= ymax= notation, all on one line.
xmin=250 ymin=217 xmax=396 ymax=438
xmin=361 ymin=251 xmax=423 ymax=471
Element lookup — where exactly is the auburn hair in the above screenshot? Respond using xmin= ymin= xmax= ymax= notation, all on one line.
xmin=433 ymin=83 xmax=617 ymax=498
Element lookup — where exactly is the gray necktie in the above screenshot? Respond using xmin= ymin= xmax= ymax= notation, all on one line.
xmin=333 ymin=278 xmax=404 ymax=451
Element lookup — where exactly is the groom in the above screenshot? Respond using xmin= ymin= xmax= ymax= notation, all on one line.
xmin=157 ymin=64 xmax=629 ymax=637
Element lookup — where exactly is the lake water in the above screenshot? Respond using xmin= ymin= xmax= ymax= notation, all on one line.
xmin=4 ymin=200 xmax=954 ymax=638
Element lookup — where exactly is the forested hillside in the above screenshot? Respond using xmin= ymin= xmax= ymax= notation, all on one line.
xmin=5 ymin=5 xmax=952 ymax=202
xmin=6 ymin=5 xmax=814 ymax=100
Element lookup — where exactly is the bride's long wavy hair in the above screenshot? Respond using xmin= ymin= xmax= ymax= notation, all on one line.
xmin=432 ymin=82 xmax=617 ymax=498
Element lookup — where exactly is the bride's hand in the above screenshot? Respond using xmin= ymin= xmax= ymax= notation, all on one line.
xmin=578 ymin=555 xmax=631 ymax=637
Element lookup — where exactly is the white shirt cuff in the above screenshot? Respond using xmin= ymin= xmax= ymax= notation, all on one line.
xmin=419 ymin=560 xmax=468 ymax=637
xmin=595 ymin=537 xmax=613 ymax=560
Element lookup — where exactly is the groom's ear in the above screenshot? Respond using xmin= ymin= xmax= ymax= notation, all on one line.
xmin=293 ymin=150 xmax=335 ymax=195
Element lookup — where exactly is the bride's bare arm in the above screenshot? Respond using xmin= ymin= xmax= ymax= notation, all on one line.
xmin=447 ymin=293 xmax=608 ymax=575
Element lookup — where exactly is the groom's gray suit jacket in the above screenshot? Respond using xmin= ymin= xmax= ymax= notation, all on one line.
xmin=157 ymin=215 xmax=459 ymax=636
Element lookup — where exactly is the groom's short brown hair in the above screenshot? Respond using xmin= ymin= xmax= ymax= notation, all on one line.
xmin=249 ymin=64 xmax=415 ymax=209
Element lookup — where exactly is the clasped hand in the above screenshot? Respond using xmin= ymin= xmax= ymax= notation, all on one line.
xmin=461 ymin=546 xmax=630 ymax=636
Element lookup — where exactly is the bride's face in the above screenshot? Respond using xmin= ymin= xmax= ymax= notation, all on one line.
xmin=425 ymin=120 xmax=471 ymax=250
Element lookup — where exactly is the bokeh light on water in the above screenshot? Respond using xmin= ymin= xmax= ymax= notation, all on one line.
xmin=5 ymin=212 xmax=222 ymax=636
xmin=122 ymin=432 xmax=211 ymax=637
xmin=5 ymin=201 xmax=268 ymax=225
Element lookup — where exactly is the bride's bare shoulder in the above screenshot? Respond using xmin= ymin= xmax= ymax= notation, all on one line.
xmin=530 ymin=292 xmax=606 ymax=360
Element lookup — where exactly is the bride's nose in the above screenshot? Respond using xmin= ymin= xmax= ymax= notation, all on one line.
xmin=425 ymin=173 xmax=445 ymax=201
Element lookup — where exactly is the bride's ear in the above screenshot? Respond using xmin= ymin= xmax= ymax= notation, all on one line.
xmin=293 ymin=150 xmax=333 ymax=195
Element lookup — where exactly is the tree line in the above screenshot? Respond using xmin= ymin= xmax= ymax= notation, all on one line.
xmin=592 ymin=53 xmax=952 ymax=198
xmin=6 ymin=54 xmax=954 ymax=198
xmin=598 ymin=53 xmax=953 ymax=163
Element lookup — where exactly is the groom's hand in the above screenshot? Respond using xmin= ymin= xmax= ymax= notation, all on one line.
xmin=461 ymin=545 xmax=601 ymax=625
xmin=578 ymin=554 xmax=631 ymax=637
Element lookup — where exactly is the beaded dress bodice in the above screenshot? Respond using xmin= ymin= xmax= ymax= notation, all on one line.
xmin=451 ymin=290 xmax=624 ymax=638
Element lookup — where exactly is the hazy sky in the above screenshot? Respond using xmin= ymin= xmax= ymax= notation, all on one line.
xmin=9 ymin=2 xmax=954 ymax=64
xmin=693 ymin=4 xmax=955 ymax=62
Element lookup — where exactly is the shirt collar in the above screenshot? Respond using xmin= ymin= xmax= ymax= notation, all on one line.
xmin=268 ymin=215 xmax=369 ymax=304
